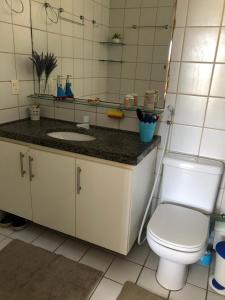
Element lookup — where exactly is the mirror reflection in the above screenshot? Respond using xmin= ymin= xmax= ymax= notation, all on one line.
xmin=30 ymin=0 xmax=175 ymax=111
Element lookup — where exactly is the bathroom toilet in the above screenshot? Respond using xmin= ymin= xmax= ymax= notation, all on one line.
xmin=147 ymin=153 xmax=224 ymax=291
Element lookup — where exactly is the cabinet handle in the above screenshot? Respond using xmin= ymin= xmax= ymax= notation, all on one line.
xmin=29 ymin=156 xmax=35 ymax=181
xmin=77 ymin=167 xmax=82 ymax=194
xmin=19 ymin=152 xmax=26 ymax=177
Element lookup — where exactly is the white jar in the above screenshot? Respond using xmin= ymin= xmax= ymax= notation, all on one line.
xmin=132 ymin=93 xmax=138 ymax=106
xmin=144 ymin=90 xmax=159 ymax=111
xmin=30 ymin=105 xmax=40 ymax=121
xmin=124 ymin=95 xmax=131 ymax=108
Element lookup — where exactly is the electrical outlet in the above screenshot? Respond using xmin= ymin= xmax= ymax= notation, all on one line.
xmin=11 ymin=80 xmax=20 ymax=95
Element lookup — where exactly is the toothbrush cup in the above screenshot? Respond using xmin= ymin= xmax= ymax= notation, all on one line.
xmin=139 ymin=121 xmax=156 ymax=143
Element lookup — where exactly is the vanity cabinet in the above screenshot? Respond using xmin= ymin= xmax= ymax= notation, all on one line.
xmin=76 ymin=159 xmax=132 ymax=253
xmin=0 ymin=139 xmax=157 ymax=255
xmin=30 ymin=149 xmax=76 ymax=236
xmin=0 ymin=141 xmax=32 ymax=219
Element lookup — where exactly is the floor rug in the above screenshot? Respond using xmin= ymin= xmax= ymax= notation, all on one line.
xmin=0 ymin=239 xmax=102 ymax=300
xmin=117 ymin=281 xmax=164 ymax=300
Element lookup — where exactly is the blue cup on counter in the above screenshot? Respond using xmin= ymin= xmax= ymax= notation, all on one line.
xmin=139 ymin=121 xmax=156 ymax=143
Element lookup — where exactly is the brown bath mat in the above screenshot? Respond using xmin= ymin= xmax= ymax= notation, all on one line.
xmin=117 ymin=282 xmax=164 ymax=300
xmin=0 ymin=239 xmax=102 ymax=300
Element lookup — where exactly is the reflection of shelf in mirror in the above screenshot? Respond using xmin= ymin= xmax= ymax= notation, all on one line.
xmin=28 ymin=94 xmax=163 ymax=114
xmin=131 ymin=24 xmax=169 ymax=29
xmin=99 ymin=59 xmax=124 ymax=63
xmin=100 ymin=42 xmax=126 ymax=46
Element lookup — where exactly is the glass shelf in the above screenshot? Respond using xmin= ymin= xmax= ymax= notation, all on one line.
xmin=100 ymin=41 xmax=126 ymax=46
xmin=28 ymin=94 xmax=164 ymax=114
xmin=99 ymin=59 xmax=124 ymax=63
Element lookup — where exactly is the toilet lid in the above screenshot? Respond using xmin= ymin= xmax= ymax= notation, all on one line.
xmin=147 ymin=204 xmax=210 ymax=252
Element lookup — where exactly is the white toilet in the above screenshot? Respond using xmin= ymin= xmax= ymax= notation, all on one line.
xmin=147 ymin=153 xmax=224 ymax=291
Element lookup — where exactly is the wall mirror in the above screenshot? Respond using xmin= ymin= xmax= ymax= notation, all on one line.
xmin=28 ymin=0 xmax=176 ymax=127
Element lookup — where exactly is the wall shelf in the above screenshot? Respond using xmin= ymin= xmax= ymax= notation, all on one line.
xmin=99 ymin=59 xmax=124 ymax=63
xmin=100 ymin=42 xmax=126 ymax=46
xmin=28 ymin=94 xmax=163 ymax=114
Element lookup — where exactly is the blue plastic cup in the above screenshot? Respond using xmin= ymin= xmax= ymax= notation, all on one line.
xmin=139 ymin=121 xmax=156 ymax=143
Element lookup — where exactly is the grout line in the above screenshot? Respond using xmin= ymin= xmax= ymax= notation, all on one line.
xmin=87 ymin=251 xmax=118 ymax=299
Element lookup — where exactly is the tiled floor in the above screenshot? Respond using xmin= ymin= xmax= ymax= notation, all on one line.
xmin=0 ymin=223 xmax=224 ymax=300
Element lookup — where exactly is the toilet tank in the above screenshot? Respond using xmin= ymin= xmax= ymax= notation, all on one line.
xmin=160 ymin=153 xmax=224 ymax=214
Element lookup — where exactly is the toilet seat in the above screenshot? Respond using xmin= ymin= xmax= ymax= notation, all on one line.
xmin=147 ymin=203 xmax=210 ymax=252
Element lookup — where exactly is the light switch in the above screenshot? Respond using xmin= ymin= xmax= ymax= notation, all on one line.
xmin=11 ymin=80 xmax=20 ymax=95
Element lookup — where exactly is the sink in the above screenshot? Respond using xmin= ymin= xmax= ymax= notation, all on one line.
xmin=47 ymin=131 xmax=96 ymax=141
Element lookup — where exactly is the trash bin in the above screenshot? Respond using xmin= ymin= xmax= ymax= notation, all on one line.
xmin=209 ymin=241 xmax=225 ymax=296
xmin=213 ymin=216 xmax=225 ymax=249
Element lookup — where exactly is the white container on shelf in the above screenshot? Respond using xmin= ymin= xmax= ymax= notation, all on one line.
xmin=144 ymin=90 xmax=159 ymax=111
xmin=30 ymin=105 xmax=40 ymax=121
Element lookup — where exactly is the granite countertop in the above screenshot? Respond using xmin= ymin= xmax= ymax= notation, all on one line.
xmin=0 ymin=118 xmax=161 ymax=165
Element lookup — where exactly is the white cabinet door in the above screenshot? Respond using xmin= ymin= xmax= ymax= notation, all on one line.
xmin=76 ymin=159 xmax=132 ymax=254
xmin=30 ymin=149 xmax=76 ymax=236
xmin=0 ymin=141 xmax=32 ymax=219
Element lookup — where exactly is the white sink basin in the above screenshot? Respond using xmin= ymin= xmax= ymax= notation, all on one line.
xmin=47 ymin=131 xmax=96 ymax=142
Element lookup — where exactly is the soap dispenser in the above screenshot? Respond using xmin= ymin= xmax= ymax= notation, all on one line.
xmin=65 ymin=75 xmax=74 ymax=98
xmin=57 ymin=75 xmax=66 ymax=98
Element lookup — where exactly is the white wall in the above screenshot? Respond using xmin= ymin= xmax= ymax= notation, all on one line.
xmin=164 ymin=0 xmax=225 ymax=213
xmin=0 ymin=0 xmax=33 ymax=123
xmin=0 ymin=0 xmax=173 ymax=131
xmin=0 ymin=0 xmax=224 ymax=213
xmin=0 ymin=0 xmax=111 ymax=124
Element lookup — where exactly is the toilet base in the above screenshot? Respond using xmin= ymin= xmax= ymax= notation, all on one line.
xmin=156 ymin=258 xmax=188 ymax=290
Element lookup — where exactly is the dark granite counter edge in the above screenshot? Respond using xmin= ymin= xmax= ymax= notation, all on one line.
xmin=0 ymin=131 xmax=160 ymax=165
xmin=0 ymin=119 xmax=161 ymax=166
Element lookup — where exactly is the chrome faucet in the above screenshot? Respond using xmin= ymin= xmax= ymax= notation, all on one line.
xmin=76 ymin=115 xmax=90 ymax=130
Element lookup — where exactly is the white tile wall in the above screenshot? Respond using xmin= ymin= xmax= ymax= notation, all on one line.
xmin=30 ymin=0 xmax=174 ymax=130
xmin=186 ymin=0 xmax=224 ymax=27
xmin=0 ymin=0 xmax=32 ymax=123
xmin=165 ymin=0 xmax=225 ymax=214
xmin=1 ymin=0 xmax=224 ymax=214
xmin=170 ymin=124 xmax=202 ymax=155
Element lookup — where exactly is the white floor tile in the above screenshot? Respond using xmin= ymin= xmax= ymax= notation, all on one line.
xmin=90 ymin=278 xmax=122 ymax=300
xmin=105 ymin=257 xmax=142 ymax=285
xmin=9 ymin=223 xmax=45 ymax=243
xmin=80 ymin=247 xmax=115 ymax=272
xmin=145 ymin=250 xmax=159 ymax=270
xmin=0 ymin=237 xmax=12 ymax=251
xmin=187 ymin=264 xmax=209 ymax=289
xmin=207 ymin=291 xmax=225 ymax=300
xmin=170 ymin=283 xmax=206 ymax=300
xmin=32 ymin=229 xmax=65 ymax=252
xmin=0 ymin=226 xmax=14 ymax=236
xmin=55 ymin=238 xmax=89 ymax=261
xmin=124 ymin=243 xmax=149 ymax=265
xmin=137 ymin=267 xmax=169 ymax=298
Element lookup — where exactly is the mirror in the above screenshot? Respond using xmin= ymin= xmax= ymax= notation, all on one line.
xmin=29 ymin=0 xmax=176 ymax=127
xmin=31 ymin=1 xmax=175 ymax=104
